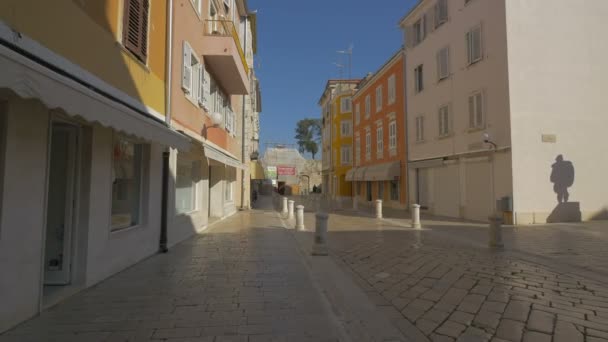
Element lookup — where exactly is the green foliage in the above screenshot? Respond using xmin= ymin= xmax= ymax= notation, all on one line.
xmin=295 ymin=118 xmax=322 ymax=159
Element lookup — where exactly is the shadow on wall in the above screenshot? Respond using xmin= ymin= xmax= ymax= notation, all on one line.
xmin=547 ymin=155 xmax=581 ymax=223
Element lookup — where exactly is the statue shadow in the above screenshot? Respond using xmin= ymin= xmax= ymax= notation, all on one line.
xmin=547 ymin=155 xmax=581 ymax=223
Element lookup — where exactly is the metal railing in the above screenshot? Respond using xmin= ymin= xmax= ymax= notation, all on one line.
xmin=204 ymin=19 xmax=249 ymax=75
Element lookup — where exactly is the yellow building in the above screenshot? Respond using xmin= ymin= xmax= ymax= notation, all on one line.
xmin=319 ymin=79 xmax=361 ymax=203
xmin=0 ymin=0 xmax=188 ymax=332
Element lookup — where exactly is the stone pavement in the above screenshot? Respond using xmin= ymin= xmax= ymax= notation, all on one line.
xmin=293 ymin=209 xmax=608 ymax=342
xmin=0 ymin=196 xmax=346 ymax=342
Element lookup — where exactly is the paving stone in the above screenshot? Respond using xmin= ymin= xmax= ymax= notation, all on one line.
xmin=503 ymin=300 xmax=530 ymax=322
xmin=422 ymin=309 xmax=451 ymax=324
xmin=553 ymin=320 xmax=583 ymax=342
xmin=522 ymin=331 xmax=551 ymax=342
xmin=430 ymin=333 xmax=455 ymax=342
xmin=588 ymin=337 xmax=608 ymax=342
xmin=472 ymin=310 xmax=500 ymax=330
xmin=456 ymin=326 xmax=491 ymax=342
xmin=436 ymin=321 xmax=466 ymax=338
xmin=457 ymin=294 xmax=485 ymax=314
xmin=416 ymin=319 xmax=439 ymax=336
xmin=448 ymin=311 xmax=474 ymax=326
xmin=480 ymin=301 xmax=506 ymax=314
xmin=495 ymin=319 xmax=524 ymax=341
xmin=152 ymin=327 xmax=202 ymax=339
xmin=527 ymin=310 xmax=555 ymax=334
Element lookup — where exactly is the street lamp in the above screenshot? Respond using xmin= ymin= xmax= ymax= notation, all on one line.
xmin=210 ymin=112 xmax=223 ymax=128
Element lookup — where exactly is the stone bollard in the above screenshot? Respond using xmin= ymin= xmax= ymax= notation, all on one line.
xmin=489 ymin=215 xmax=504 ymax=248
xmin=411 ymin=204 xmax=421 ymax=229
xmin=312 ymin=213 xmax=329 ymax=256
xmin=375 ymin=199 xmax=383 ymax=219
xmin=296 ymin=205 xmax=305 ymax=230
xmin=288 ymin=200 xmax=295 ymax=220
xmin=282 ymin=197 xmax=288 ymax=215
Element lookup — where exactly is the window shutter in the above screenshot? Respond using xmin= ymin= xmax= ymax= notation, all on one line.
xmin=182 ymin=42 xmax=192 ymax=93
xmin=122 ymin=0 xmax=148 ymax=62
xmin=466 ymin=31 xmax=472 ymax=64
xmin=468 ymin=95 xmax=475 ymax=128
xmin=202 ymin=67 xmax=211 ymax=110
xmin=140 ymin=0 xmax=149 ymax=59
xmin=197 ymin=65 xmax=205 ymax=106
xmin=425 ymin=9 xmax=434 ymax=35
xmin=473 ymin=26 xmax=482 ymax=61
xmin=476 ymin=93 xmax=484 ymax=127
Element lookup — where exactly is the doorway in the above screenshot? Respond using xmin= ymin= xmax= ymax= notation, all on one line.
xmin=44 ymin=122 xmax=78 ymax=286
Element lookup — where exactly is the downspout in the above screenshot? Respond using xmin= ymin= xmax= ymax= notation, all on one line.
xmin=160 ymin=0 xmax=174 ymax=253
xmin=240 ymin=13 xmax=248 ymax=210
xmin=401 ymin=43 xmax=411 ymax=208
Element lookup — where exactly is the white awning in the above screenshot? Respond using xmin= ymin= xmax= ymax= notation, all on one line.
xmin=363 ymin=161 xmax=401 ymax=181
xmin=204 ymin=144 xmax=245 ymax=169
xmin=345 ymin=168 xmax=357 ymax=181
xmin=0 ymin=23 xmax=190 ymax=151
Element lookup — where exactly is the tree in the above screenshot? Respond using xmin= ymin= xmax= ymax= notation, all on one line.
xmin=295 ymin=118 xmax=322 ymax=159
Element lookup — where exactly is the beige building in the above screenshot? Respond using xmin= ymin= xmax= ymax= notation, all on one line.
xmin=401 ymin=0 xmax=608 ymax=224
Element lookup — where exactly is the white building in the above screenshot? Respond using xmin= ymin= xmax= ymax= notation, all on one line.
xmin=401 ymin=0 xmax=608 ymax=224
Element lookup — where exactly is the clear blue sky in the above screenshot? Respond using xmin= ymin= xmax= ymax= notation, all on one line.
xmin=249 ymin=0 xmax=418 ymax=158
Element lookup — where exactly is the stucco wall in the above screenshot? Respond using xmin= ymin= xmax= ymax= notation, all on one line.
xmin=506 ymin=0 xmax=608 ymax=223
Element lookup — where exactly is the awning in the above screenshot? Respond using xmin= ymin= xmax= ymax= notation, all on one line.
xmin=363 ymin=161 xmax=401 ymax=181
xmin=204 ymin=143 xmax=245 ymax=169
xmin=345 ymin=168 xmax=357 ymax=181
xmin=354 ymin=167 xmax=367 ymax=181
xmin=0 ymin=24 xmax=190 ymax=150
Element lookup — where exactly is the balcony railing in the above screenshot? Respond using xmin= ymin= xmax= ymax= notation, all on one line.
xmin=204 ymin=19 xmax=249 ymax=75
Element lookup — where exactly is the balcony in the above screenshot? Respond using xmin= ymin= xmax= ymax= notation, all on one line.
xmin=203 ymin=19 xmax=250 ymax=95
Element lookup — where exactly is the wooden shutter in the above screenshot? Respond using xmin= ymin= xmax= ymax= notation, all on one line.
xmin=122 ymin=0 xmax=149 ymax=62
xmin=182 ymin=42 xmax=192 ymax=93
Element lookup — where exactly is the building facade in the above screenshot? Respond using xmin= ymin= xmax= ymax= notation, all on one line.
xmin=348 ymin=50 xmax=407 ymax=209
xmin=0 ymin=0 xmax=190 ymax=332
xmin=319 ymin=80 xmax=360 ymax=204
xmin=167 ymin=0 xmax=258 ymax=247
xmin=401 ymin=0 xmax=608 ymax=224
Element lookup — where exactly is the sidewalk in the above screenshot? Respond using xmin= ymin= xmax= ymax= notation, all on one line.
xmin=1 ymin=196 xmax=345 ymax=342
xmin=308 ymin=210 xmax=608 ymax=342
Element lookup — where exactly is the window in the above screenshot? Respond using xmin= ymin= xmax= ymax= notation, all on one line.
xmin=365 ymin=130 xmax=371 ymax=160
xmin=225 ymin=108 xmax=236 ymax=135
xmin=122 ymin=0 xmax=150 ymax=63
xmin=225 ymin=168 xmax=235 ymax=201
xmin=466 ymin=25 xmax=483 ymax=65
xmin=389 ymin=120 xmax=397 ymax=151
xmin=176 ymin=157 xmax=198 ymax=214
xmin=208 ymin=74 xmax=233 ymax=133
xmin=365 ymin=95 xmax=371 ymax=118
xmin=414 ymin=65 xmax=424 ymax=93
xmin=388 ymin=74 xmax=396 ymax=105
xmin=413 ymin=18 xmax=425 ymax=45
xmin=341 ymin=97 xmax=352 ymax=112
xmin=355 ymin=136 xmax=361 ymax=166
xmin=340 ymin=120 xmax=352 ymax=137
xmin=468 ymin=92 xmax=484 ymax=129
xmin=415 ymin=116 xmax=425 ymax=142
xmin=376 ymin=125 xmax=384 ymax=159
xmin=182 ymin=42 xmax=204 ymax=105
xmin=341 ymin=145 xmax=352 ymax=165
xmin=438 ymin=104 xmax=451 ymax=136
xmin=111 ymin=135 xmax=143 ymax=231
xmin=378 ymin=182 xmax=384 ymax=200
xmin=437 ymin=47 xmax=450 ymax=81
xmin=190 ymin=0 xmax=202 ymax=14
xmin=434 ymin=0 xmax=448 ymax=28
xmin=375 ymin=86 xmax=383 ymax=112
xmin=390 ymin=180 xmax=399 ymax=201
xmin=355 ymin=103 xmax=360 ymax=125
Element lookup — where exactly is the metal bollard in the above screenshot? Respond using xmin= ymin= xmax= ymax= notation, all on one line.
xmin=296 ymin=205 xmax=305 ymax=230
xmin=282 ymin=197 xmax=288 ymax=215
xmin=312 ymin=212 xmax=329 ymax=256
xmin=375 ymin=199 xmax=383 ymax=219
xmin=488 ymin=215 xmax=504 ymax=248
xmin=411 ymin=204 xmax=421 ymax=229
xmin=288 ymin=200 xmax=295 ymax=220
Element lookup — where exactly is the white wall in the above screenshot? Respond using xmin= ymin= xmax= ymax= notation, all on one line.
xmin=84 ymin=125 xmax=163 ymax=286
xmin=0 ymin=99 xmax=49 ymax=332
xmin=506 ymin=0 xmax=608 ymax=223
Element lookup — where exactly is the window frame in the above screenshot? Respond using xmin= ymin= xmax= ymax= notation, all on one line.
xmin=413 ymin=18 xmax=425 ymax=45
xmin=364 ymin=95 xmax=371 ymax=118
xmin=438 ymin=104 xmax=451 ymax=137
xmin=340 ymin=120 xmax=352 ymax=137
xmin=437 ymin=46 xmax=450 ymax=81
xmin=414 ymin=65 xmax=424 ymax=93
xmin=387 ymin=74 xmax=396 ymax=105
xmin=375 ymin=86 xmax=383 ymax=112
xmin=388 ymin=120 xmax=397 ymax=151
xmin=376 ymin=124 xmax=384 ymax=159
xmin=175 ymin=156 xmax=199 ymax=215
xmin=110 ymin=134 xmax=145 ymax=232
xmin=340 ymin=145 xmax=352 ymax=165
xmin=341 ymin=97 xmax=352 ymax=113
xmin=355 ymin=103 xmax=361 ymax=125
xmin=468 ymin=91 xmax=485 ymax=129
xmin=121 ymin=0 xmax=150 ymax=64
xmin=415 ymin=115 xmax=425 ymax=142
xmin=365 ymin=130 xmax=371 ymax=161
xmin=466 ymin=24 xmax=483 ymax=65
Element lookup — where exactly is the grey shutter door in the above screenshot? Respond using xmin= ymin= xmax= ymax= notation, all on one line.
xmin=182 ymin=42 xmax=192 ymax=93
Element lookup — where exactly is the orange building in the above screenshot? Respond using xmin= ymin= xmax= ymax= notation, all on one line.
xmin=348 ymin=49 xmax=408 ymax=209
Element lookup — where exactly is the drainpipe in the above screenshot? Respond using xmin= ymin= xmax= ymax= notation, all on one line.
xmin=401 ymin=44 xmax=410 ymax=207
xmin=160 ymin=0 xmax=174 ymax=253
xmin=239 ymin=13 xmax=248 ymax=210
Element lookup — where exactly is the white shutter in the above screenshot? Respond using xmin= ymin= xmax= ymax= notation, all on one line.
xmin=466 ymin=31 xmax=472 ymax=64
xmin=202 ymin=67 xmax=211 ymax=110
xmin=197 ymin=65 xmax=205 ymax=106
xmin=182 ymin=42 xmax=192 ymax=93
xmin=473 ymin=26 xmax=482 ymax=62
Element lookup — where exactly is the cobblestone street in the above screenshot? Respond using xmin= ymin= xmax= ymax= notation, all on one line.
xmin=0 ymin=197 xmax=344 ymax=342
xmin=319 ymin=210 xmax=608 ymax=342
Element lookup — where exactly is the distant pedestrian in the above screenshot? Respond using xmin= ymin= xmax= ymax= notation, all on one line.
xmin=312 ymin=185 xmax=317 ymax=193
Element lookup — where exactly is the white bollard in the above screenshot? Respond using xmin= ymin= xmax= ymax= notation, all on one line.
xmin=296 ymin=205 xmax=305 ymax=230
xmin=375 ymin=199 xmax=383 ymax=219
xmin=411 ymin=204 xmax=421 ymax=229
xmin=312 ymin=212 xmax=329 ymax=256
xmin=282 ymin=197 xmax=288 ymax=215
xmin=288 ymin=200 xmax=295 ymax=220
xmin=489 ymin=215 xmax=504 ymax=248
